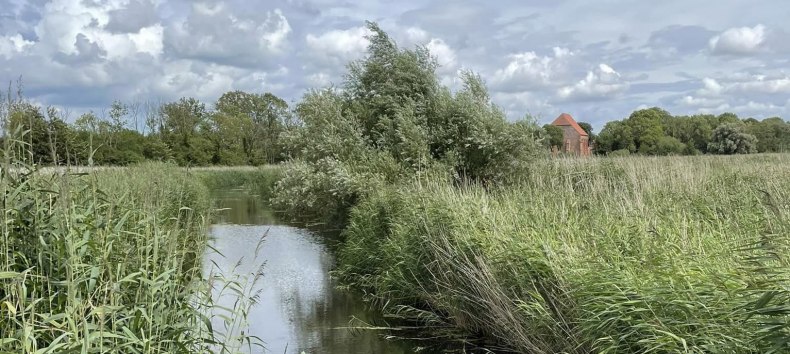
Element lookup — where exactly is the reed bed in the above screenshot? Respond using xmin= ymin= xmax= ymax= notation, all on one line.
xmin=337 ymin=154 xmax=790 ymax=353
xmin=0 ymin=138 xmax=259 ymax=352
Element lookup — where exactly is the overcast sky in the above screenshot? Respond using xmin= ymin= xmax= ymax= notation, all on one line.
xmin=2 ymin=0 xmax=789 ymax=130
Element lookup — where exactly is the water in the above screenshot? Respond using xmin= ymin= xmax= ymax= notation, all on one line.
xmin=204 ymin=189 xmax=413 ymax=354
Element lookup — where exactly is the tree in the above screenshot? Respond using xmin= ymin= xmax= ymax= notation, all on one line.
xmin=746 ymin=117 xmax=790 ymax=153
xmin=8 ymin=103 xmax=53 ymax=164
xmin=542 ymin=124 xmax=564 ymax=150
xmin=577 ymin=121 xmax=597 ymax=149
xmin=708 ymin=123 xmax=758 ymax=154
xmin=273 ymin=22 xmax=543 ymax=224
xmin=215 ymin=90 xmax=290 ymax=164
xmin=654 ymin=136 xmax=686 ymax=155
xmin=626 ymin=108 xmax=668 ymax=154
xmin=160 ymin=97 xmax=213 ymax=165
xmin=596 ymin=120 xmax=634 ymax=154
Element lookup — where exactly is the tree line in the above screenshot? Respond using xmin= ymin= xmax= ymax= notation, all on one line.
xmin=593 ymin=107 xmax=790 ymax=156
xmin=4 ymin=78 xmax=789 ymax=166
xmin=3 ymin=89 xmax=292 ymax=166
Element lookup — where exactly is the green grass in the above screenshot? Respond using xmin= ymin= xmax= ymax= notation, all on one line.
xmin=0 ymin=141 xmax=261 ymax=352
xmin=336 ymin=154 xmax=790 ymax=353
xmin=194 ymin=165 xmax=284 ymax=202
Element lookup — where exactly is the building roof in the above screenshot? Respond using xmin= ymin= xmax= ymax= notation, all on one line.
xmin=551 ymin=113 xmax=588 ymax=137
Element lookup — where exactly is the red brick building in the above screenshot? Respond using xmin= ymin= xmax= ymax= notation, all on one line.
xmin=551 ymin=113 xmax=591 ymax=156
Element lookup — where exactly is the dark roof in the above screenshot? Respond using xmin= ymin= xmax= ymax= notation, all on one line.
xmin=551 ymin=113 xmax=588 ymax=136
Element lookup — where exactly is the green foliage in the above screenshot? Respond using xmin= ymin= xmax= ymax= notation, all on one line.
xmin=708 ymin=123 xmax=758 ymax=154
xmin=577 ymin=121 xmax=596 ymax=144
xmin=654 ymin=135 xmax=686 ymax=155
xmin=542 ymin=124 xmax=564 ymax=149
xmin=213 ymin=91 xmax=291 ymax=165
xmin=272 ymin=22 xmax=542 ymax=226
xmin=596 ymin=120 xmax=634 ymax=154
xmin=337 ymin=154 xmax=790 ymax=353
xmin=596 ymin=108 xmax=784 ymax=156
xmin=746 ymin=117 xmax=790 ymax=153
xmin=159 ymin=97 xmax=213 ymax=165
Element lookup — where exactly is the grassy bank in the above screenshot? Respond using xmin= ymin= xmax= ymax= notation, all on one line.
xmin=336 ymin=154 xmax=790 ymax=353
xmin=0 ymin=157 xmax=253 ymax=352
xmin=194 ymin=165 xmax=284 ymax=202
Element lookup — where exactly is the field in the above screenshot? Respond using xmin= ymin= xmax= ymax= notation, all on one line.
xmin=336 ymin=154 xmax=790 ymax=353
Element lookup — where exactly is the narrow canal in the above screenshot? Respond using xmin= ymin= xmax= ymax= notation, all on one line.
xmin=204 ymin=189 xmax=414 ymax=353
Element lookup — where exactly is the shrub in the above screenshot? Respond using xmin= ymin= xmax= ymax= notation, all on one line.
xmin=272 ymin=22 xmax=543 ymax=226
xmin=708 ymin=123 xmax=758 ymax=154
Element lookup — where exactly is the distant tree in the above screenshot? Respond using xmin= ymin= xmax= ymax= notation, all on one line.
xmin=717 ymin=112 xmax=740 ymax=124
xmin=627 ymin=108 xmax=668 ymax=154
xmin=577 ymin=121 xmax=596 ymax=146
xmin=542 ymin=124 xmax=564 ymax=149
xmin=708 ymin=123 xmax=758 ymax=154
xmin=8 ymin=103 xmax=53 ymax=164
xmin=215 ymin=90 xmax=290 ymax=164
xmin=746 ymin=117 xmax=790 ymax=153
xmin=596 ymin=120 xmax=634 ymax=154
xmin=654 ymin=136 xmax=686 ymax=155
xmin=160 ymin=97 xmax=213 ymax=165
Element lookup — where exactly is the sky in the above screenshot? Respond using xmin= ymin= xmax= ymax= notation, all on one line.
xmin=1 ymin=0 xmax=789 ymax=130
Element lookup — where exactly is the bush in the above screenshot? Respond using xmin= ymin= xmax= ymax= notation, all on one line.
xmin=272 ymin=22 xmax=542 ymax=227
xmin=708 ymin=123 xmax=758 ymax=154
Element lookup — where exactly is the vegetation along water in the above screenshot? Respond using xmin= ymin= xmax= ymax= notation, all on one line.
xmin=2 ymin=22 xmax=789 ymax=353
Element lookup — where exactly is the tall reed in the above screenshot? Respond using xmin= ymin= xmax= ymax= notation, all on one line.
xmin=1 ymin=90 xmax=259 ymax=352
xmin=337 ymin=154 xmax=790 ymax=353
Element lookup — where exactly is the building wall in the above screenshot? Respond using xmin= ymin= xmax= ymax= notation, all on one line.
xmin=558 ymin=125 xmax=589 ymax=156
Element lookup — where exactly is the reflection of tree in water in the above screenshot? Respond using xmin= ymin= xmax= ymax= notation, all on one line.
xmin=213 ymin=191 xmax=278 ymax=225
xmin=277 ymin=244 xmax=412 ymax=354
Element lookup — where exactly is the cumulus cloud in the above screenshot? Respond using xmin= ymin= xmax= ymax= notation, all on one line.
xmin=696 ymin=74 xmax=790 ymax=96
xmin=556 ymin=63 xmax=629 ymax=101
xmin=305 ymin=26 xmax=371 ymax=66
xmin=105 ymin=0 xmax=159 ymax=34
xmin=0 ymin=33 xmax=34 ymax=59
xmin=3 ymin=0 xmax=790 ymax=129
xmin=426 ymin=38 xmax=457 ymax=72
xmin=676 ymin=95 xmax=725 ymax=108
xmin=165 ymin=4 xmax=291 ymax=67
xmin=709 ymin=24 xmax=766 ymax=55
xmin=492 ymin=47 xmax=575 ymax=92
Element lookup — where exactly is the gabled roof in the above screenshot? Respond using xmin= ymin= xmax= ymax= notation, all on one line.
xmin=551 ymin=113 xmax=588 ymax=136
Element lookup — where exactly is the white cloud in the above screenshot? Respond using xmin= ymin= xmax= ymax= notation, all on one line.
xmin=731 ymin=76 xmax=790 ymax=94
xmin=492 ymin=47 xmax=574 ymax=92
xmin=696 ymin=74 xmax=790 ymax=97
xmin=676 ymin=95 xmax=725 ymax=107
xmin=709 ymin=24 xmax=766 ymax=55
xmin=426 ymin=38 xmax=457 ymax=72
xmin=557 ymin=63 xmax=628 ymax=101
xmin=165 ymin=5 xmax=291 ymax=66
xmin=0 ymin=34 xmax=34 ymax=59
xmin=697 ymin=77 xmax=723 ymax=96
xmin=403 ymin=27 xmax=430 ymax=44
xmin=305 ymin=26 xmax=371 ymax=65
xmin=260 ymin=10 xmax=292 ymax=51
xmin=307 ymin=72 xmax=332 ymax=87
xmin=128 ymin=24 xmax=164 ymax=57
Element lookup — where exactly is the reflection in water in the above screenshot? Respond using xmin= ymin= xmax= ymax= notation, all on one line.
xmin=205 ymin=190 xmax=412 ymax=354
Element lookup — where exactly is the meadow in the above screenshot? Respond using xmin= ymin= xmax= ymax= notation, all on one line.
xmin=334 ymin=154 xmax=790 ymax=353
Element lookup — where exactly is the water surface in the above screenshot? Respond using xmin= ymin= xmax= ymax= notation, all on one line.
xmin=205 ymin=189 xmax=413 ymax=353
